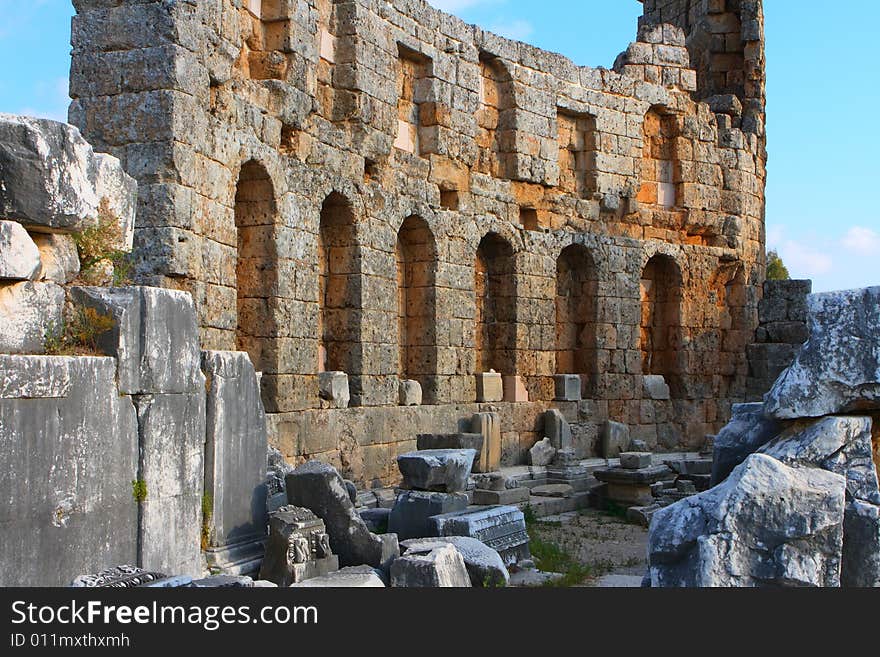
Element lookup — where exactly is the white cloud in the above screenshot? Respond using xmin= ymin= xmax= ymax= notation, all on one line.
xmin=840 ymin=225 xmax=880 ymax=256
xmin=488 ymin=19 xmax=534 ymax=41
xmin=16 ymin=76 xmax=69 ymax=123
xmin=778 ymin=239 xmax=833 ymax=276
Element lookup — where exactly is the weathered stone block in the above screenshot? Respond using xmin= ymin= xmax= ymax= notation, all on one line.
xmin=0 ymin=281 xmax=64 ymax=354
xmin=399 ymin=379 xmax=422 ymax=406
xmin=642 ymin=374 xmax=671 ymax=400
xmin=620 ymin=452 xmax=652 ymax=470
xmin=291 ymin=565 xmax=386 ymax=588
xmin=400 ymin=536 xmax=509 ymax=587
xmin=259 ymin=506 xmax=339 ymax=587
xmin=388 ymin=490 xmax=469 ymax=541
xmin=0 ymin=221 xmax=41 ymax=280
xmin=71 ymin=286 xmax=204 ymax=395
xmin=0 ymin=356 xmax=138 ymax=586
xmin=554 ymin=374 xmax=581 ymax=401
xmin=319 ymin=371 xmax=350 ymax=409
xmin=202 ymin=351 xmax=268 ymax=574
xmin=600 ymin=420 xmax=631 ymax=458
xmin=33 ymin=233 xmax=80 ymax=284
xmin=544 ymin=408 xmax=572 ymax=452
xmin=390 ymin=544 xmax=471 ymax=587
xmin=429 ymin=505 xmax=530 ymax=566
xmin=711 ymin=402 xmax=783 ymax=486
xmin=475 ymin=371 xmax=503 ymax=402
xmin=503 ymin=375 xmax=529 ymax=402
xmin=397 ymin=449 xmax=477 ymax=493
xmin=472 ymin=486 xmax=530 ymax=506
xmin=285 ymin=461 xmax=386 ymax=568
xmin=470 ymin=412 xmax=502 ymax=473
xmin=529 ymin=437 xmax=556 ymax=467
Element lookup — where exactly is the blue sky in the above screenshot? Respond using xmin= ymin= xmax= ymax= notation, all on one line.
xmin=0 ymin=0 xmax=877 ymax=293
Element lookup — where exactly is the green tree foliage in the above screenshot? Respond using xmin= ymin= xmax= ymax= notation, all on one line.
xmin=766 ymin=250 xmax=790 ymax=280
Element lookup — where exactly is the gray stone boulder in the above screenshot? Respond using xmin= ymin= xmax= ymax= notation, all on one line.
xmin=764 ymin=287 xmax=880 ymax=419
xmin=285 ymin=460 xmax=386 ymax=568
xmin=401 ymin=536 xmax=509 ymax=587
xmin=648 ymin=453 xmax=846 ymax=587
xmin=397 ymin=449 xmax=476 ymax=493
xmin=842 ymin=500 xmax=880 ymax=587
xmin=0 ymin=115 xmax=135 ymax=244
xmin=529 ymin=437 xmax=556 ymax=467
xmin=390 ymin=545 xmax=471 ymax=588
xmin=387 ymin=490 xmax=469 ymax=540
xmin=0 ymin=221 xmax=41 ymax=280
xmin=711 ymin=403 xmax=783 ymax=485
xmin=0 ymin=281 xmax=64 ymax=354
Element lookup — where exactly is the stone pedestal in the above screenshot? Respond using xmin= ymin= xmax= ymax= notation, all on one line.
xmin=502 ymin=375 xmax=529 ymax=402
xmin=476 ymin=372 xmax=503 ymax=402
xmin=594 ymin=465 xmax=673 ymax=508
xmin=470 ymin=412 xmax=502 ymax=473
xmin=554 ymin=374 xmax=581 ymax=401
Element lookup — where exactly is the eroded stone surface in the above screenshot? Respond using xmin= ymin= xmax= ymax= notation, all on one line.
xmin=0 ymin=221 xmax=40 ymax=280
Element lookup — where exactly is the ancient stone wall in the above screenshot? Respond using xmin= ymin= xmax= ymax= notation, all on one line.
xmin=69 ymin=0 xmax=767 ymax=478
xmin=746 ymin=279 xmax=811 ymax=401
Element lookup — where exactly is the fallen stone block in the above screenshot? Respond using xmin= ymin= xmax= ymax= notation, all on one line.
xmin=318 ymin=371 xmax=349 ymax=409
xmin=601 ymin=420 xmax=630 ymax=458
xmin=620 ymin=452 xmax=652 ymax=470
xmin=401 ymin=536 xmax=509 ymax=587
xmin=765 ymin=286 xmax=880 ymax=419
xmin=472 ymin=487 xmax=530 ymax=506
xmin=0 ymin=281 xmax=64 ymax=354
xmin=711 ymin=402 xmax=783 ymax=486
xmin=388 ymin=490 xmax=469 ymax=540
xmin=290 ymin=566 xmax=386 ymax=588
xmin=259 ymin=506 xmax=339 ymax=587
xmin=390 ymin=545 xmax=471 ymax=587
xmin=544 ymin=409 xmax=573 ymax=452
xmin=0 ymin=221 xmax=40 ymax=280
xmin=399 ymin=379 xmax=422 ymax=406
xmin=359 ymin=508 xmax=391 ymax=533
xmin=529 ymin=437 xmax=556 ymax=467
xmin=416 ymin=433 xmax=484 ymax=469
xmin=648 ymin=454 xmax=846 ymax=587
xmin=531 ymin=484 xmax=573 ymax=498
xmin=285 ymin=461 xmax=386 ymax=568
xmin=397 ymin=449 xmax=476 ymax=493
xmin=554 ymin=374 xmax=581 ymax=401
xmin=429 ymin=505 xmax=530 ymax=566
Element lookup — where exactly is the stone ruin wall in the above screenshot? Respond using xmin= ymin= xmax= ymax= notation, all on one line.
xmin=69 ymin=0 xmax=767 ymax=487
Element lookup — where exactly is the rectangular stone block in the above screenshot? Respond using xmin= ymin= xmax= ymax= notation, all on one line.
xmin=0 ymin=356 xmax=138 ymax=586
xmin=554 ymin=374 xmax=582 ymax=401
xmin=472 ymin=487 xmax=531 ymax=506
xmin=416 ymin=433 xmax=484 ymax=468
xmin=503 ymin=375 xmax=529 ymax=402
xmin=319 ymin=371 xmax=350 ymax=409
xmin=202 ymin=351 xmax=269 ymax=574
xmin=388 ymin=490 xmax=469 ymax=541
xmin=476 ymin=371 xmax=503 ymax=402
xmin=621 ymin=452 xmax=652 ymax=470
xmin=600 ymin=420 xmax=630 ymax=458
xmin=429 ymin=505 xmax=530 ymax=566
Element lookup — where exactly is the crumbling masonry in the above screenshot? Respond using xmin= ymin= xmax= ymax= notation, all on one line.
xmin=69 ymin=0 xmax=767 ymax=486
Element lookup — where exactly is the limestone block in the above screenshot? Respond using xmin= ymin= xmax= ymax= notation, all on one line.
xmin=134 ymin=391 xmax=206 ymax=576
xmin=470 ymin=412 xmax=502 ymax=473
xmin=400 ymin=536 xmax=509 ymax=587
xmin=544 ymin=409 xmax=573 ymax=452
xmin=648 ymin=454 xmax=846 ymax=588
xmin=202 ymin=351 xmax=268 ymax=566
xmin=71 ymin=286 xmax=204 ymax=395
xmin=529 ymin=437 xmax=556 ymax=467
xmin=417 ymin=433 xmax=484 ymax=468
xmin=0 ymin=356 xmax=138 ymax=586
xmin=642 ymin=374 xmax=671 ymax=400
xmin=388 ymin=490 xmax=469 ymax=541
xmin=390 ymin=545 xmax=472 ymax=587
xmin=601 ymin=420 xmax=631 ymax=458
xmin=291 ymin=566 xmax=386 ymax=588
xmin=475 ymin=371 xmax=503 ymax=402
xmin=0 ymin=221 xmax=40 ymax=280
xmin=502 ymin=375 xmax=529 ymax=402
xmin=33 ymin=233 xmax=80 ymax=283
xmin=94 ymin=152 xmax=136 ymax=251
xmin=554 ymin=374 xmax=581 ymax=401
xmin=285 ymin=461 xmax=386 ymax=568
xmin=0 ymin=281 xmax=64 ymax=354
xmin=472 ymin=487 xmax=530 ymax=506
xmin=429 ymin=505 xmax=531 ymax=566
xmin=397 ymin=449 xmax=477 ymax=493
xmin=319 ymin=371 xmax=350 ymax=409
xmin=399 ymin=378 xmax=422 ymax=406
xmin=765 ymin=287 xmax=880 ymax=419
xmin=620 ymin=452 xmax=652 ymax=470
xmin=0 ymin=115 xmax=135 ymax=234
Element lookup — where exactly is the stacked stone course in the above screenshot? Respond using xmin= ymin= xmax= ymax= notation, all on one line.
xmin=68 ymin=0 xmax=768 ymax=486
